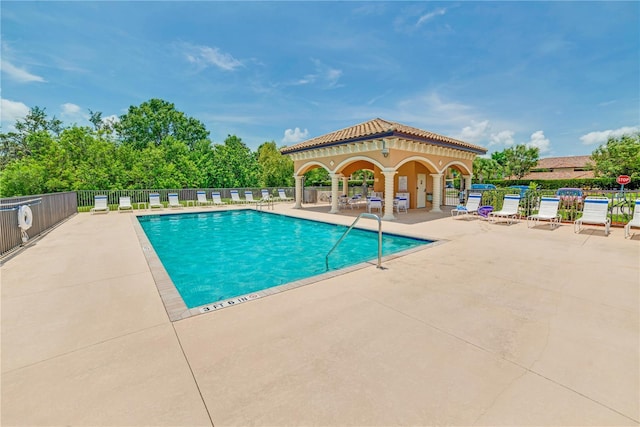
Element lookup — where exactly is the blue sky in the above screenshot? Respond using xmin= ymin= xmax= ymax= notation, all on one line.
xmin=1 ymin=1 xmax=638 ymax=157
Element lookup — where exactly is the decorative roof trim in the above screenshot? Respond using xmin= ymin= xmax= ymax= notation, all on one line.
xmin=281 ymin=118 xmax=487 ymax=156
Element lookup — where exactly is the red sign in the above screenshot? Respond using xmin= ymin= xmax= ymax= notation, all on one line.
xmin=617 ymin=175 xmax=631 ymax=185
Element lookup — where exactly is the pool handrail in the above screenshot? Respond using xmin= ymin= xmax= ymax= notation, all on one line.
xmin=325 ymin=212 xmax=382 ymax=271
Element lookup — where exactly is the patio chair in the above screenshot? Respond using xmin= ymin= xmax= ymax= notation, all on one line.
xmin=451 ymin=193 xmax=481 ymax=218
xmin=394 ymin=196 xmax=408 ymax=214
xmin=168 ymin=193 xmax=183 ymax=209
xmin=196 ymin=191 xmax=211 ymax=207
xmin=488 ymin=194 xmax=521 ymax=224
xmin=349 ymin=194 xmax=363 ymax=209
xmin=118 ymin=196 xmax=133 ymax=213
xmin=244 ymin=191 xmax=259 ymax=204
xmin=338 ymin=194 xmax=349 ymax=210
xmin=230 ymin=190 xmax=246 ymax=204
xmin=277 ymin=189 xmax=293 ymax=202
xmin=148 ymin=193 xmax=163 ymax=210
xmin=211 ymin=191 xmax=227 ymax=206
xmin=90 ymin=195 xmax=109 ymax=214
xmin=574 ymin=196 xmax=610 ymax=236
xmin=624 ymin=199 xmax=640 ymax=238
xmin=527 ymin=196 xmax=561 ymax=229
xmin=368 ymin=197 xmax=382 ymax=214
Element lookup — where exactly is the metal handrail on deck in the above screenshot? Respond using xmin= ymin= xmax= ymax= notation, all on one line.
xmin=325 ymin=213 xmax=382 ymax=271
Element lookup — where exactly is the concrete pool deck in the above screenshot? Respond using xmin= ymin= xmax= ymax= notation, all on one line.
xmin=1 ymin=203 xmax=639 ymax=426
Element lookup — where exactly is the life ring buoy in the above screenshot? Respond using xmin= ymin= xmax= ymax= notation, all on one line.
xmin=18 ymin=205 xmax=33 ymax=231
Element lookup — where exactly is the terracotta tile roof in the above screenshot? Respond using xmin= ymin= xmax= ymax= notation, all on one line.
xmin=520 ymin=170 xmax=595 ymax=180
xmin=532 ymin=155 xmax=593 ymax=170
xmin=280 ymin=118 xmax=487 ymax=155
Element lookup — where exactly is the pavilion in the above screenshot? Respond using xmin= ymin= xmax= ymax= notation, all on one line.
xmin=281 ymin=118 xmax=488 ymax=220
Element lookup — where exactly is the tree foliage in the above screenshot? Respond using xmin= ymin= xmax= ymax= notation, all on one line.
xmin=502 ymin=144 xmax=539 ymax=179
xmin=116 ymin=98 xmax=210 ymax=150
xmin=590 ymin=133 xmax=640 ymax=178
xmin=473 ymin=157 xmax=503 ymax=182
xmin=0 ymin=99 xmax=295 ymax=196
xmin=257 ymin=141 xmax=293 ymax=187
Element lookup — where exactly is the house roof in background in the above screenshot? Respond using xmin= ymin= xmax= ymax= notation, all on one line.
xmin=521 ymin=170 xmax=596 ymax=180
xmin=281 ymin=118 xmax=487 ymax=155
xmin=533 ymin=155 xmax=592 ymax=170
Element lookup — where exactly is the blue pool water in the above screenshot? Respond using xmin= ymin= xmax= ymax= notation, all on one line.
xmin=138 ymin=210 xmax=432 ymax=308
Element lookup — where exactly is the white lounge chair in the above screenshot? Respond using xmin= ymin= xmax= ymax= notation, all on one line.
xmin=196 ymin=191 xmax=210 ymax=207
xmin=148 ymin=193 xmax=163 ymax=210
xmin=230 ymin=190 xmax=246 ymax=204
xmin=451 ymin=193 xmax=482 ymax=218
xmin=211 ymin=191 xmax=226 ymax=206
xmin=527 ymin=196 xmax=561 ymax=229
xmin=277 ymin=189 xmax=293 ymax=202
xmin=574 ymin=197 xmax=610 ymax=236
xmin=244 ymin=191 xmax=258 ymax=204
xmin=488 ymin=194 xmax=521 ymax=224
xmin=368 ymin=197 xmax=382 ymax=214
xmin=118 ymin=196 xmax=133 ymax=213
xmin=168 ymin=193 xmax=183 ymax=209
xmin=624 ymin=199 xmax=640 ymax=238
xmin=261 ymin=189 xmax=272 ymax=201
xmin=90 ymin=195 xmax=109 ymax=214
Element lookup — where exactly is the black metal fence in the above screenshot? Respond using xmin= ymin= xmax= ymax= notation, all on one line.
xmin=0 ymin=192 xmax=78 ymax=258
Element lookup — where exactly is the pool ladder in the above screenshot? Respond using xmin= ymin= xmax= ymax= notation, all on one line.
xmin=325 ymin=213 xmax=382 ymax=271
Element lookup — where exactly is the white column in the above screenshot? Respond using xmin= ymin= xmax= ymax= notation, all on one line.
xmin=430 ymin=173 xmax=443 ymax=213
xmin=294 ymin=175 xmax=303 ymax=209
xmin=329 ymin=173 xmax=341 ymax=214
xmin=341 ymin=176 xmax=349 ymax=196
xmin=382 ymin=168 xmax=396 ymax=221
xmin=463 ymin=175 xmax=472 ymax=192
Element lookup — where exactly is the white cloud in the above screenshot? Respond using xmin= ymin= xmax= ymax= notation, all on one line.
xmin=0 ymin=98 xmax=30 ymax=128
xmin=182 ymin=43 xmax=242 ymax=71
xmin=526 ymin=130 xmax=551 ymax=154
xmin=459 ymin=120 xmax=489 ymax=142
xmin=0 ymin=59 xmax=46 ymax=83
xmin=325 ymin=68 xmax=343 ymax=88
xmin=579 ymin=126 xmax=640 ymax=145
xmin=102 ymin=114 xmax=120 ymax=127
xmin=489 ymin=130 xmax=515 ymax=147
xmin=416 ymin=8 xmax=446 ymax=26
xmin=455 ymin=119 xmax=516 ymax=149
xmin=285 ymin=60 xmax=343 ymax=89
xmin=60 ymin=102 xmax=88 ymax=123
xmin=282 ymin=127 xmax=309 ymax=144
xmin=61 ymin=103 xmax=81 ymax=115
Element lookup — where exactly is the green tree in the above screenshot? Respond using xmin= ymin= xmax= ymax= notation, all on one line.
xmin=473 ymin=157 xmax=503 ymax=182
xmin=304 ymin=167 xmax=329 ymax=185
xmin=502 ymin=144 xmax=539 ymax=179
xmin=210 ymin=135 xmax=259 ymax=188
xmin=590 ymin=133 xmax=640 ymax=178
xmin=116 ymin=98 xmax=210 ymax=150
xmin=0 ymin=106 xmax=63 ymax=168
xmin=256 ymin=141 xmax=294 ymax=187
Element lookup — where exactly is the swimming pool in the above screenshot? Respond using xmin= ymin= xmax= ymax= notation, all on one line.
xmin=138 ymin=210 xmax=433 ymax=311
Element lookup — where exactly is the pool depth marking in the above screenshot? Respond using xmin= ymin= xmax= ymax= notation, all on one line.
xmin=199 ymin=293 xmax=261 ymax=312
